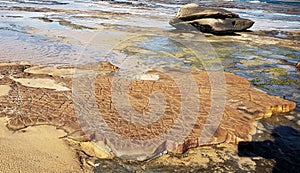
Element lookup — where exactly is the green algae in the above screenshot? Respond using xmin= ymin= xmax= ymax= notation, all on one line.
xmin=285 ymin=53 xmax=294 ymax=59
xmin=270 ymin=78 xmax=300 ymax=85
xmin=251 ymin=77 xmax=299 ymax=87
xmin=263 ymin=68 xmax=288 ymax=76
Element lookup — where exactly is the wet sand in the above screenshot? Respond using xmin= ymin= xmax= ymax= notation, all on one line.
xmin=0 ymin=118 xmax=89 ymax=173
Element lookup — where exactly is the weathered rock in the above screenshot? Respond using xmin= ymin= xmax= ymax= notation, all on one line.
xmin=175 ymin=3 xmax=239 ymax=20
xmin=0 ymin=62 xmax=296 ymax=160
xmin=0 ymin=85 xmax=11 ymax=96
xmin=170 ymin=17 xmax=254 ymax=33
xmin=80 ymin=141 xmax=113 ymax=159
xmin=170 ymin=4 xmax=254 ymax=33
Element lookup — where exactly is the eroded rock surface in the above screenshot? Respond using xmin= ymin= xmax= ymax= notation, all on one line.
xmin=0 ymin=61 xmax=296 ymax=160
xmin=169 ymin=4 xmax=254 ymax=34
xmin=175 ymin=3 xmax=239 ymax=20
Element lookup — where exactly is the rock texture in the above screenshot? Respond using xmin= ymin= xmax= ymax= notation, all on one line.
xmin=0 ymin=61 xmax=296 ymax=160
xmin=169 ymin=3 xmax=254 ymax=34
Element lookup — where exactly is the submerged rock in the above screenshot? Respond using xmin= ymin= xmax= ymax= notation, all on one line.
xmin=0 ymin=61 xmax=296 ymax=161
xmin=169 ymin=3 xmax=254 ymax=34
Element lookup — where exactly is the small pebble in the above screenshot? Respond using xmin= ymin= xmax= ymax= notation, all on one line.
xmin=87 ymin=160 xmax=95 ymax=167
xmin=256 ymin=130 xmax=263 ymax=134
xmin=252 ymin=157 xmax=262 ymax=161
xmin=183 ymin=60 xmax=192 ymax=64
xmin=256 ymin=122 xmax=266 ymax=132
xmin=284 ymin=115 xmax=295 ymax=121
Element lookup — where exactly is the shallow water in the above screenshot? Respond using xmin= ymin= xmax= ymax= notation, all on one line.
xmin=0 ymin=0 xmax=298 ymax=63
xmin=1 ymin=0 xmax=299 ymax=128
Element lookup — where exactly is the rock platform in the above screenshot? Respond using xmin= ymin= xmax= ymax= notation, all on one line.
xmin=0 ymin=61 xmax=296 ymax=160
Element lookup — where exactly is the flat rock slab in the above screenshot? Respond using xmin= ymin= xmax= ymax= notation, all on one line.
xmin=0 ymin=62 xmax=296 ymax=160
xmin=175 ymin=3 xmax=239 ymax=20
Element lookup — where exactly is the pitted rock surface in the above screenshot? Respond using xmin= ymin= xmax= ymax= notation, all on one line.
xmin=0 ymin=62 xmax=296 ymax=159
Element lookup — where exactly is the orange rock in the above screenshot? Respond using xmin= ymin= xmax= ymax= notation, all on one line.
xmin=0 ymin=62 xmax=296 ymax=160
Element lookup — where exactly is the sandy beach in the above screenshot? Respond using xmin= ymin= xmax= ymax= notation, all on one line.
xmin=0 ymin=118 xmax=88 ymax=173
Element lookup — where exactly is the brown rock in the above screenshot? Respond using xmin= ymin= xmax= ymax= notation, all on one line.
xmin=0 ymin=62 xmax=296 ymax=160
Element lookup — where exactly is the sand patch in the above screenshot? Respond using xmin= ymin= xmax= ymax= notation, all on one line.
xmin=9 ymin=77 xmax=70 ymax=91
xmin=0 ymin=118 xmax=89 ymax=173
xmin=0 ymin=85 xmax=11 ymax=96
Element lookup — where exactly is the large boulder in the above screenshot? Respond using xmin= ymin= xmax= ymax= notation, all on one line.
xmin=175 ymin=3 xmax=239 ymax=20
xmin=170 ymin=17 xmax=255 ymax=33
xmin=170 ymin=3 xmax=254 ymax=34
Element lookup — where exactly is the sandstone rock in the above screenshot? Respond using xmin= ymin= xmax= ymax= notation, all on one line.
xmin=175 ymin=3 xmax=239 ymax=20
xmin=296 ymin=61 xmax=300 ymax=69
xmin=0 ymin=85 xmax=11 ymax=97
xmin=9 ymin=76 xmax=70 ymax=91
xmin=284 ymin=115 xmax=295 ymax=121
xmin=169 ymin=4 xmax=254 ymax=34
xmin=0 ymin=62 xmax=296 ymax=160
xmin=80 ymin=141 xmax=113 ymax=159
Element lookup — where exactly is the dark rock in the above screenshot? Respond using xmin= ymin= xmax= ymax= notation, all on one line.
xmin=170 ymin=3 xmax=254 ymax=34
xmin=170 ymin=17 xmax=254 ymax=33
